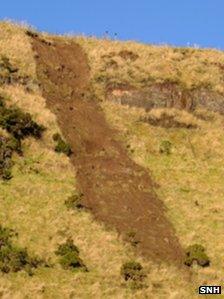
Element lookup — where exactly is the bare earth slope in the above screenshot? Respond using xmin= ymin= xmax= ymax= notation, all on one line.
xmin=31 ymin=35 xmax=184 ymax=264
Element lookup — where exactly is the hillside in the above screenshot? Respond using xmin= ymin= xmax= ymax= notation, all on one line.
xmin=0 ymin=21 xmax=224 ymax=298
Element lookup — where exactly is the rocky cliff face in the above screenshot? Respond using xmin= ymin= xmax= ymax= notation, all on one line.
xmin=107 ymin=82 xmax=224 ymax=113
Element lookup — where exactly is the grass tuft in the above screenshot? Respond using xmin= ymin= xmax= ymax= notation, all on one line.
xmin=53 ymin=133 xmax=72 ymax=156
xmin=65 ymin=192 xmax=84 ymax=210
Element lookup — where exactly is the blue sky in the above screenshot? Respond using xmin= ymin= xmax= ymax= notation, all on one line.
xmin=1 ymin=1 xmax=224 ymax=49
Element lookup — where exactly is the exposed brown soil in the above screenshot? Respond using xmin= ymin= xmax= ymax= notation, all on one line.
xmin=118 ymin=50 xmax=139 ymax=61
xmin=31 ymin=36 xmax=184 ymax=265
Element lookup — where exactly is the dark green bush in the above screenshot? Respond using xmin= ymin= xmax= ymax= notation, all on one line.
xmin=55 ymin=238 xmax=87 ymax=271
xmin=0 ymin=135 xmax=23 ymax=180
xmin=159 ymin=140 xmax=172 ymax=155
xmin=121 ymin=261 xmax=146 ymax=282
xmin=0 ymin=106 xmax=45 ymax=140
xmin=0 ymin=95 xmax=45 ymax=180
xmin=53 ymin=133 xmax=72 ymax=156
xmin=0 ymin=136 xmax=14 ymax=180
xmin=184 ymin=244 xmax=210 ymax=267
xmin=0 ymin=245 xmax=41 ymax=274
xmin=0 ymin=224 xmax=43 ymax=275
xmin=6 ymin=137 xmax=22 ymax=153
xmin=65 ymin=192 xmax=84 ymax=210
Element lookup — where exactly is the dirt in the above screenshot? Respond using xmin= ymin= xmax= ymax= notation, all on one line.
xmin=118 ymin=50 xmax=139 ymax=61
xmin=31 ymin=35 xmax=184 ymax=265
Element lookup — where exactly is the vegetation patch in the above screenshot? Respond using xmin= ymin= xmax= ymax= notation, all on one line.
xmin=0 ymin=94 xmax=45 ymax=141
xmin=65 ymin=192 xmax=85 ymax=210
xmin=0 ymin=94 xmax=45 ymax=180
xmin=0 ymin=54 xmax=35 ymax=89
xmin=118 ymin=50 xmax=139 ymax=61
xmin=26 ymin=29 xmax=39 ymax=39
xmin=193 ymin=109 xmax=215 ymax=121
xmin=121 ymin=261 xmax=146 ymax=289
xmin=75 ymin=36 xmax=224 ymax=105
xmin=140 ymin=109 xmax=198 ymax=129
xmin=0 ymin=224 xmax=43 ymax=275
xmin=0 ymin=135 xmax=21 ymax=180
xmin=159 ymin=140 xmax=172 ymax=155
xmin=0 ymin=55 xmax=19 ymax=85
xmin=55 ymin=238 xmax=87 ymax=271
xmin=0 ymin=136 xmax=14 ymax=180
xmin=53 ymin=133 xmax=72 ymax=156
xmin=0 ymin=103 xmax=45 ymax=140
xmin=184 ymin=244 xmax=210 ymax=267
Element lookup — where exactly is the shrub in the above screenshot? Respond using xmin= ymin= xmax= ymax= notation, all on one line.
xmin=159 ymin=140 xmax=172 ymax=155
xmin=0 ymin=96 xmax=45 ymax=180
xmin=6 ymin=137 xmax=22 ymax=154
xmin=65 ymin=192 xmax=84 ymax=210
xmin=55 ymin=238 xmax=87 ymax=271
xmin=0 ymin=136 xmax=14 ymax=180
xmin=0 ymin=135 xmax=23 ymax=180
xmin=184 ymin=244 xmax=210 ymax=267
xmin=121 ymin=261 xmax=146 ymax=282
xmin=0 ymin=224 xmax=43 ymax=275
xmin=26 ymin=30 xmax=39 ymax=38
xmin=53 ymin=133 xmax=72 ymax=156
xmin=0 ymin=245 xmax=41 ymax=274
xmin=0 ymin=106 xmax=45 ymax=140
xmin=2 ymin=168 xmax=12 ymax=180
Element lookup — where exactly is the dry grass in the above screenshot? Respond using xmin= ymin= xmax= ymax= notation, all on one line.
xmin=141 ymin=108 xmax=200 ymax=129
xmin=0 ymin=21 xmax=36 ymax=80
xmin=72 ymin=36 xmax=224 ymax=101
xmin=0 ymin=87 xmax=195 ymax=299
xmin=102 ymin=101 xmax=224 ymax=295
xmin=0 ymin=22 xmax=197 ymax=298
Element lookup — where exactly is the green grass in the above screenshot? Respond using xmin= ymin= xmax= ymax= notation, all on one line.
xmin=102 ymin=102 xmax=224 ymax=289
xmin=0 ymin=21 xmax=218 ymax=298
xmin=0 ymin=87 xmax=193 ymax=298
xmin=73 ymin=35 xmax=224 ymax=102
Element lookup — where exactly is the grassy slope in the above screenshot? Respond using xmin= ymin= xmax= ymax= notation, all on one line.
xmin=1 ymin=21 xmax=224 ymax=298
xmin=73 ymin=35 xmax=224 ymax=296
xmin=73 ymin=36 xmax=224 ymax=101
xmin=102 ymin=102 xmax=224 ymax=292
